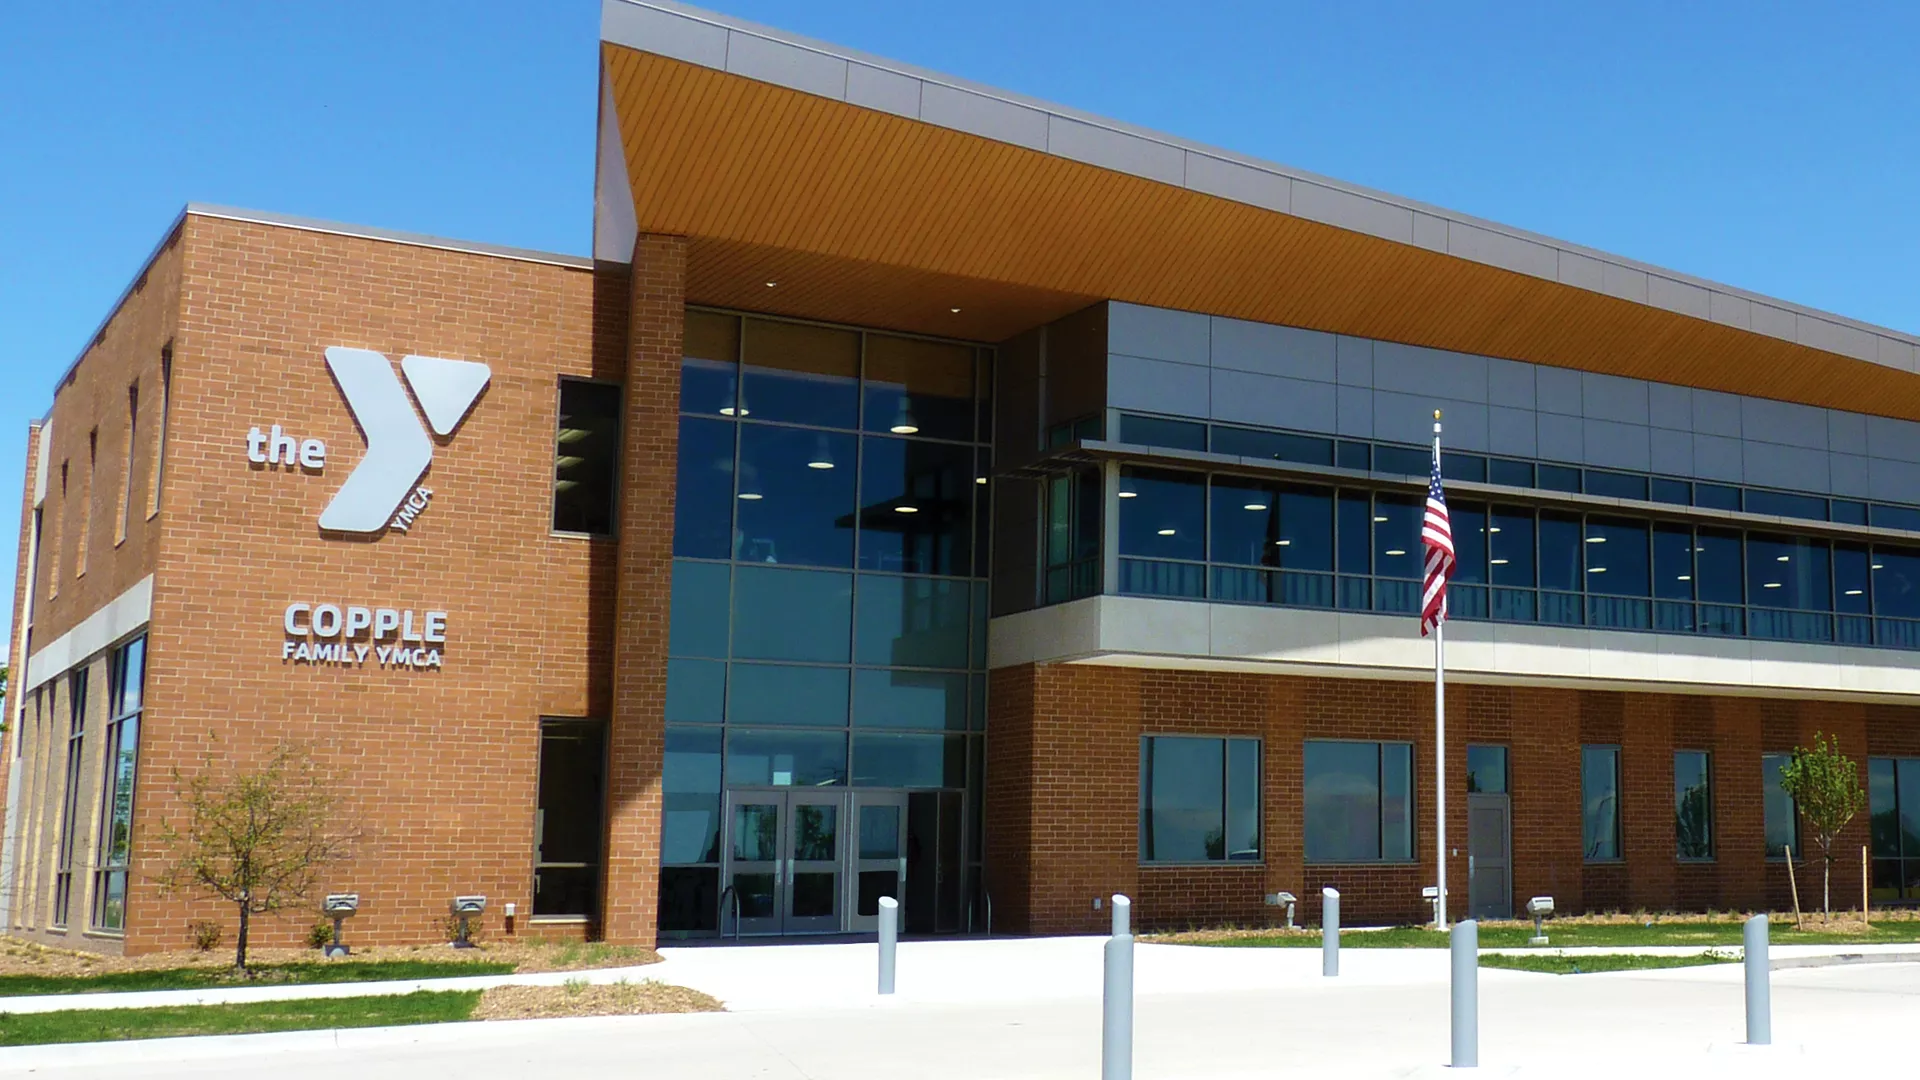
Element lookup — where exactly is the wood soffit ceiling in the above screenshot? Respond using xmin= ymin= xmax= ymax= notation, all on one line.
xmin=607 ymin=43 xmax=1920 ymax=422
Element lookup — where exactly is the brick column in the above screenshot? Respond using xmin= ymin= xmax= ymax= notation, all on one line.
xmin=601 ymin=234 xmax=686 ymax=945
xmin=2 ymin=424 xmax=43 ymax=927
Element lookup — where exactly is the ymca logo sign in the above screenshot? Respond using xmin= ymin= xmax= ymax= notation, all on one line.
xmin=248 ymin=347 xmax=490 ymax=536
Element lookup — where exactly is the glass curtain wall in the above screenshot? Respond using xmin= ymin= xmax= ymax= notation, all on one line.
xmin=91 ymin=637 xmax=145 ymax=931
xmin=662 ymin=309 xmax=992 ymax=936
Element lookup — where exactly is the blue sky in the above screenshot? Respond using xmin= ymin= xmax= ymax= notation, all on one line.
xmin=3 ymin=1 xmax=1917 ymax=648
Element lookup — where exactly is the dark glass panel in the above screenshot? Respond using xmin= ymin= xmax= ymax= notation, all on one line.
xmin=669 ymin=560 xmax=731 ymax=659
xmin=1582 ymin=747 xmax=1620 ymax=861
xmin=1674 ymin=751 xmax=1713 ymax=860
xmin=1336 ymin=441 xmax=1371 ymax=471
xmin=1695 ymin=528 xmax=1744 ymax=605
xmin=682 ymin=310 xmax=740 ymax=418
xmin=1650 ymin=477 xmax=1691 ymax=506
xmin=1210 ymin=479 xmax=1334 ymax=570
xmin=1873 ymin=547 xmax=1920 ymax=619
xmin=1381 ymin=743 xmax=1413 ymax=862
xmin=737 ymin=424 xmax=857 ymax=567
xmin=1487 ymin=459 xmax=1533 ymax=488
xmin=1117 ymin=467 xmax=1204 ymax=561
xmin=853 ymin=669 xmax=969 ymax=730
xmin=1900 ymin=759 xmax=1920 ymax=859
xmin=1466 ymin=745 xmax=1507 ymax=794
xmin=1118 ymin=414 xmax=1206 ymax=451
xmin=1585 ymin=516 xmax=1649 ymax=597
xmin=859 ymin=437 xmax=973 ymax=575
xmin=1872 ymin=504 xmax=1920 ymax=532
xmin=1694 ymin=483 xmax=1741 ymax=512
xmin=536 ymin=720 xmax=606 ymax=915
xmin=1491 ymin=588 xmax=1535 ymax=622
xmin=854 ymin=574 xmax=969 ymax=669
xmin=674 ymin=416 xmax=735 ymax=558
xmin=1585 ymin=471 xmax=1648 ymax=501
xmin=1452 ymin=502 xmax=1488 ymax=585
xmin=1830 ymin=499 xmax=1868 ymax=526
xmin=1746 ymin=489 xmax=1828 ymax=522
xmin=1538 ymin=464 xmax=1581 ymax=493
xmin=863 ymin=333 xmax=974 ymax=441
xmin=1540 ymin=590 xmax=1583 ymax=625
xmin=1539 ymin=510 xmax=1583 ymax=592
xmin=1870 ymin=758 xmax=1899 ymax=857
xmin=740 ymin=318 xmax=859 ymax=428
xmin=1304 ymin=741 xmax=1380 ymax=863
xmin=1373 ymin=445 xmax=1428 ymax=476
xmin=1337 ymin=491 xmax=1371 ymax=574
xmin=1118 ymin=558 xmax=1206 ymax=598
xmin=1747 ymin=533 xmax=1831 ymax=612
xmin=1489 ymin=506 xmax=1535 ymax=587
xmin=1226 ymin=739 xmax=1261 ymax=861
xmin=552 ymin=379 xmax=623 ymax=535
xmin=665 ymin=659 xmax=725 ymax=724
xmin=975 ymin=350 xmax=994 ymax=442
xmin=663 ymin=726 xmax=722 ymax=865
xmin=1210 ymin=567 xmax=1336 ymax=608
xmin=730 ymin=566 xmax=852 ymax=663
xmin=1141 ymin=736 xmax=1225 ymax=862
xmin=1372 ymin=493 xmax=1422 ymax=581
xmin=1762 ymin=754 xmax=1797 ymax=859
xmin=1440 ymin=452 xmax=1486 ymax=484
xmin=852 ymin=733 xmax=966 ymax=788
xmin=727 ymin=664 xmax=850 ymax=726
xmin=725 ymin=728 xmax=848 ymax=787
xmin=1836 ymin=542 xmax=1871 ymax=614
xmin=972 ymin=447 xmax=992 ymax=577
xmin=1211 ymin=425 xmax=1333 ymax=466
xmin=1652 ymin=523 xmax=1694 ymax=601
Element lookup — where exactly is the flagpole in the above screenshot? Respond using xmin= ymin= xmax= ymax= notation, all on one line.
xmin=1433 ymin=410 xmax=1448 ymax=930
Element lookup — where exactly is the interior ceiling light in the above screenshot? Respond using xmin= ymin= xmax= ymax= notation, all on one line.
xmin=890 ymin=398 xmax=919 ymax=435
xmin=1588 ymin=566 xmax=1606 ymax=573
xmin=1776 ymin=555 xmax=1791 ymax=562
xmin=807 ymin=435 xmax=836 ymax=470
xmin=1118 ymin=489 xmax=1138 ymax=498
xmin=975 ymin=476 xmax=987 ymax=485
xmin=1490 ymin=558 xmax=1509 ymax=565
xmin=738 ymin=491 xmax=764 ymax=501
xmin=1678 ymin=574 xmax=1692 ymax=581
xmin=895 ymin=504 xmax=920 ymax=514
xmin=764 ymin=280 xmax=777 ymax=288
xmin=950 ymin=307 xmax=962 ymax=313
xmin=1243 ymin=502 xmax=1269 ymax=512
xmin=1846 ymin=588 xmax=1865 ymax=595
xmin=1273 ymin=539 xmax=1291 ymax=546
xmin=1764 ymin=581 xmax=1783 ymax=588
xmin=1384 ymin=549 xmax=1406 ymax=557
xmin=1585 ymin=536 xmax=1606 ymax=543
xmin=1157 ymin=528 xmax=1177 ymax=536
xmin=1373 ymin=515 xmax=1389 ymax=523
xmin=719 ymin=377 xmax=747 ymax=417
xmin=1874 ymin=563 xmax=1885 ymax=570
xmin=1488 ymin=526 xmax=1501 ymax=533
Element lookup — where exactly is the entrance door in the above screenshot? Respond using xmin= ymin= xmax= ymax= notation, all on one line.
xmin=849 ymin=792 xmax=909 ymax=933
xmin=723 ymin=789 xmax=847 ymax=936
xmin=784 ymin=791 xmax=843 ymax=934
xmin=1467 ymin=793 xmax=1512 ymax=919
xmin=726 ymin=794 xmax=784 ymax=935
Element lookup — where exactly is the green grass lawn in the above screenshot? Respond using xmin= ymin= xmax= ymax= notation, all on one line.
xmin=1479 ymin=952 xmax=1739 ymax=975
xmin=1176 ymin=920 xmax=1920 ymax=950
xmin=0 ymin=959 xmax=514 ymax=998
xmin=0 ymin=989 xmax=482 ymax=1047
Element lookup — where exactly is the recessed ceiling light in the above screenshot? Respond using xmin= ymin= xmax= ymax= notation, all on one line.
xmin=1776 ymin=555 xmax=1791 ymax=562
xmin=1384 ymin=549 xmax=1406 ymax=557
xmin=738 ymin=492 xmax=763 ymax=501
xmin=1873 ymin=563 xmax=1885 ymax=570
xmin=1488 ymin=526 xmax=1501 ymax=533
xmin=1490 ymin=558 xmax=1509 ymax=565
xmin=1585 ymin=536 xmax=1606 ymax=543
xmin=1373 ymin=515 xmax=1389 ymax=523
xmin=1157 ymin=528 xmax=1177 ymax=536
xmin=1274 ymin=539 xmax=1291 ymax=546
xmin=895 ymin=505 xmax=920 ymax=514
xmin=1846 ymin=588 xmax=1864 ymax=595
xmin=890 ymin=424 xmax=920 ymax=435
xmin=1243 ymin=503 xmax=1269 ymax=512
xmin=764 ymin=280 xmax=777 ymax=288
xmin=807 ymin=460 xmax=835 ymax=470
xmin=1118 ymin=490 xmax=1138 ymax=499
xmin=1677 ymin=574 xmax=1692 ymax=581
xmin=1764 ymin=581 xmax=1782 ymax=588
xmin=975 ymin=476 xmax=987 ymax=485
xmin=1588 ymin=566 xmax=1606 ymax=573
xmin=950 ymin=307 xmax=962 ymax=314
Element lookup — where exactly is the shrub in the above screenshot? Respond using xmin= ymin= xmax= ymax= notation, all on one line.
xmin=308 ymin=920 xmax=336 ymax=950
xmin=189 ymin=920 xmax=223 ymax=953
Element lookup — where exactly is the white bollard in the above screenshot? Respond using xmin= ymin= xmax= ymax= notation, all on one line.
xmin=1322 ymin=887 xmax=1340 ymax=977
xmin=878 ymin=896 xmax=898 ymax=995
xmin=1451 ymin=919 xmax=1478 ymax=1068
xmin=1744 ymin=914 xmax=1770 ymax=1045
xmin=1102 ymin=894 xmax=1134 ymax=1080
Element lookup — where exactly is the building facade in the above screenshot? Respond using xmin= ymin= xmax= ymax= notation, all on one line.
xmin=9 ymin=0 xmax=1920 ymax=953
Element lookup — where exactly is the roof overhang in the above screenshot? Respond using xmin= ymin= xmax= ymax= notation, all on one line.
xmin=599 ymin=0 xmax=1920 ymax=421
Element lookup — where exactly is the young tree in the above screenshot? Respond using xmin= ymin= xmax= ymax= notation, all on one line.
xmin=156 ymin=741 xmax=359 ymax=971
xmin=1778 ymin=733 xmax=1868 ymax=923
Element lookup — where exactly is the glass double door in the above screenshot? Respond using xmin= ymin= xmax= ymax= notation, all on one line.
xmin=724 ymin=788 xmax=907 ymax=936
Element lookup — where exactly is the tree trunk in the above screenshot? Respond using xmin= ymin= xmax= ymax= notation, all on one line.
xmin=235 ymin=902 xmax=251 ymax=972
xmin=1823 ymin=850 xmax=1832 ymax=923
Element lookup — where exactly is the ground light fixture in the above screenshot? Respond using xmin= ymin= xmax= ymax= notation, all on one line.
xmin=1265 ymin=890 xmax=1297 ymax=929
xmin=321 ymin=893 xmax=360 ymax=959
xmin=1527 ymin=895 xmax=1555 ymax=945
xmin=451 ymin=896 xmax=487 ymax=949
xmin=1422 ymin=885 xmax=1441 ymax=926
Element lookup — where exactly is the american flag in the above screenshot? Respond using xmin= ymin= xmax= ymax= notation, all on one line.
xmin=1420 ymin=446 xmax=1455 ymax=636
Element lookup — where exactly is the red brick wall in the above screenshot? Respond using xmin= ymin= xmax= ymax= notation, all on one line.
xmin=986 ymin=662 xmax=1893 ymax=933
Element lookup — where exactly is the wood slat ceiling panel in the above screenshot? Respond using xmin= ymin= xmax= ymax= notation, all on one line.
xmin=607 ymin=45 xmax=1920 ymax=422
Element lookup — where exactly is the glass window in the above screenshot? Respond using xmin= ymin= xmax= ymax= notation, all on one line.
xmin=1538 ymin=464 xmax=1581 ymax=493
xmin=1337 ymin=491 xmax=1371 ymax=574
xmin=854 ymin=574 xmax=969 ymax=669
xmin=1452 ymin=503 xmax=1488 ymax=585
xmin=1868 ymin=757 xmax=1920 ymax=899
xmin=863 ymin=333 xmax=974 ymax=442
xmin=92 ymin=637 xmax=144 ymax=931
xmin=1304 ymin=740 xmax=1413 ymax=863
xmin=1212 ymin=426 xmax=1333 ymax=466
xmin=1585 ymin=470 xmax=1647 ymax=501
xmin=1653 ymin=523 xmax=1694 ymax=599
xmin=1763 ymin=753 xmax=1797 ymax=860
xmin=1209 ymin=478 xmax=1333 ymax=570
xmin=1835 ymin=543 xmax=1870 ymax=614
xmin=1830 ymin=499 xmax=1868 ymax=526
xmin=1487 ymin=458 xmax=1533 ymax=488
xmin=853 ymin=669 xmax=969 ymax=730
xmin=859 ymin=437 xmax=973 ymax=575
xmin=1466 ymin=745 xmax=1507 ymax=794
xmin=1747 ymin=533 xmax=1830 ymax=611
xmin=726 ymin=728 xmax=848 ymax=787
xmin=1118 ymin=414 xmax=1206 ymax=451
xmin=1336 ymin=441 xmax=1371 ymax=471
xmin=664 ymin=726 xmax=722 ymax=865
xmin=1139 ymin=736 xmax=1261 ymax=863
xmin=1440 ymin=452 xmax=1486 ymax=484
xmin=1373 ymin=445 xmax=1427 ymax=476
xmin=731 ymin=566 xmax=852 ymax=663
xmin=1582 ymin=746 xmax=1621 ymax=861
xmin=727 ymin=664 xmax=850 ymax=726
xmin=1489 ymin=506 xmax=1535 ymax=586
xmin=1118 ymin=467 xmax=1205 ymax=561
xmin=1873 ymin=547 xmax=1920 ymax=619
xmin=740 ymin=318 xmax=859 ymax=428
xmin=1674 ymin=750 xmax=1713 ymax=860
xmin=534 ymin=719 xmax=606 ymax=917
xmin=1695 ymin=528 xmax=1744 ymax=604
xmin=1585 ymin=517 xmax=1649 ymax=595
xmin=851 ymin=733 xmax=967 ymax=787
xmin=1539 ymin=510 xmax=1582 ymax=593
xmin=674 ymin=417 xmax=735 ymax=558
xmin=1650 ymin=477 xmax=1691 ymax=506
xmin=1371 ymin=493 xmax=1422 ymax=580
xmin=1873 ymin=504 xmax=1920 ymax=532
xmin=665 ymin=658 xmax=725 ymax=724
xmin=668 ymin=560 xmax=731 ymax=659
xmin=736 ymin=425 xmax=857 ymax=567
xmin=1694 ymin=483 xmax=1741 ymax=512
xmin=682 ymin=310 xmax=740 ymax=418
xmin=552 ymin=379 xmax=622 ymax=535
xmin=1745 ymin=489 xmax=1827 ymax=522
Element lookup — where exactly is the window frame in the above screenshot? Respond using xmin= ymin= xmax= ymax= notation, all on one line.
xmin=532 ymin=717 xmax=610 ymax=921
xmin=1303 ymin=738 xmax=1416 ymax=866
xmin=1762 ymin=752 xmax=1800 ymax=862
xmin=550 ymin=375 xmax=625 ymax=540
xmin=1137 ymin=734 xmax=1264 ymax=866
xmin=1581 ymin=744 xmax=1623 ymax=864
xmin=1673 ymin=748 xmax=1714 ymax=863
xmin=89 ymin=635 xmax=145 ymax=933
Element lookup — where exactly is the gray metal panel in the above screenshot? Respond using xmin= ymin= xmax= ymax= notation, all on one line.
xmin=1743 ymin=441 xmax=1829 ymax=493
xmin=1798 ymin=315 xmax=1880 ymax=363
xmin=1693 ymin=433 xmax=1744 ymax=482
xmin=1599 ymin=262 xmax=1649 ymax=303
xmin=1182 ymin=153 xmax=1290 ymax=213
xmin=1047 ymin=116 xmax=1185 ymax=186
xmin=604 ymin=1 xmax=728 ymax=66
xmin=1536 ymin=410 xmax=1582 ymax=463
xmin=1412 ymin=212 xmax=1447 ymax=252
xmin=1375 ymin=390 xmax=1481 ymax=449
xmin=1581 ymin=372 xmax=1648 ymax=424
xmin=1868 ymin=457 xmax=1920 ymax=503
xmin=1650 ymin=427 xmax=1693 ymax=476
xmin=1209 ymin=317 xmax=1336 ymax=382
xmin=1486 ymin=358 xmax=1534 ymax=409
xmin=1647 ymin=275 xmax=1711 ymax=320
xmin=845 ymin=62 xmax=921 ymax=117
xmin=1372 ymin=341 xmax=1487 ymax=402
xmin=1831 ymin=453 xmax=1871 ymax=498
xmin=1648 ymin=383 xmax=1692 ymax=431
xmin=725 ymin=31 xmax=847 ymax=98
xmin=1210 ymin=369 xmax=1338 ymax=433
xmin=1879 ymin=337 xmax=1918 ymax=373
xmin=1581 ymin=419 xmax=1651 ymax=472
xmin=1535 ymin=365 xmax=1582 ymax=416
xmin=1741 ymin=398 xmax=1828 ymax=451
xmin=1751 ymin=303 xmax=1797 ymax=342
xmin=1447 ymin=222 xmax=1557 ymax=280
xmin=1335 ymin=336 xmax=1373 ymax=386
xmin=1108 ymin=303 xmax=1210 ymax=366
xmin=1557 ymin=250 xmax=1606 ymax=293
xmin=1291 ymin=181 xmax=1413 ymax=243
xmin=1829 ymin=409 xmax=1868 ymax=455
xmin=1691 ymin=390 xmax=1743 ymax=438
xmin=1867 ymin=416 xmax=1920 ymax=463
xmin=1708 ymin=292 xmax=1752 ymax=330
xmin=1487 ymin=405 xmax=1537 ymax=458
xmin=919 ymin=82 xmax=1047 ymax=151
xmin=1336 ymin=385 xmax=1374 ymax=438
xmin=1108 ymin=353 xmax=1209 ymax=418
